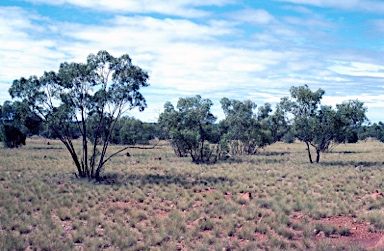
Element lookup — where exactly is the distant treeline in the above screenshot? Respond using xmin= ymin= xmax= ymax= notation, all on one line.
xmin=1 ymin=99 xmax=383 ymax=147
xmin=0 ymin=101 xmax=160 ymax=146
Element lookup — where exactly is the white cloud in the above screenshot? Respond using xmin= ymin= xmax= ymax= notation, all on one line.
xmin=323 ymin=94 xmax=384 ymax=113
xmin=0 ymin=6 xmax=286 ymax=121
xmin=1 ymin=2 xmax=384 ymax=122
xmin=282 ymin=5 xmax=314 ymax=14
xmin=229 ymin=9 xmax=275 ymax=25
xmin=0 ymin=7 xmax=68 ymax=80
xmin=283 ymin=16 xmax=334 ymax=29
xmin=278 ymin=0 xmax=384 ymax=13
xmin=328 ymin=61 xmax=384 ymax=78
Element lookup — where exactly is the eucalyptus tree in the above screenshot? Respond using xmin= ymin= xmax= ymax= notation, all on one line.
xmin=220 ymin=98 xmax=273 ymax=156
xmin=10 ymin=50 xmax=149 ymax=180
xmin=158 ymin=95 xmax=221 ymax=163
xmin=0 ymin=101 xmax=41 ymax=148
xmin=281 ymin=85 xmax=367 ymax=163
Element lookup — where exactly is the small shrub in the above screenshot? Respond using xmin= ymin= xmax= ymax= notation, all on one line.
xmin=237 ymin=223 xmax=256 ymax=241
xmin=367 ymin=211 xmax=384 ymax=230
xmin=338 ymin=226 xmax=351 ymax=236
xmin=198 ymin=218 xmax=215 ymax=231
xmin=255 ymin=222 xmax=269 ymax=235
xmin=315 ymin=240 xmax=333 ymax=251
xmin=323 ymin=224 xmax=338 ymax=237
xmin=269 ymin=235 xmax=287 ymax=250
xmin=57 ymin=209 xmax=71 ymax=221
xmin=291 ymin=221 xmax=302 ymax=231
xmin=1 ymin=125 xmax=26 ymax=148
xmin=276 ymin=226 xmax=295 ymax=240
xmin=72 ymin=232 xmax=84 ymax=244
xmin=0 ymin=232 xmax=27 ymax=251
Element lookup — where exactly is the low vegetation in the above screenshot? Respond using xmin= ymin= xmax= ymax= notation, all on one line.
xmin=1 ymin=138 xmax=383 ymax=250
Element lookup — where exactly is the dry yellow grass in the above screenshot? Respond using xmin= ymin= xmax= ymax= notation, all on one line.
xmin=0 ymin=138 xmax=383 ymax=250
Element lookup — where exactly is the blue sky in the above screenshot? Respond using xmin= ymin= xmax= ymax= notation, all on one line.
xmin=1 ymin=0 xmax=384 ymax=123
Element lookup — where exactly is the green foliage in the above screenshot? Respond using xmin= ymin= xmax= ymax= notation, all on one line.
xmin=9 ymin=50 xmax=149 ymax=180
xmin=113 ymin=116 xmax=156 ymax=145
xmin=282 ymin=129 xmax=295 ymax=143
xmin=1 ymin=124 xmax=26 ymax=148
xmin=267 ymin=103 xmax=291 ymax=142
xmin=281 ymin=85 xmax=367 ymax=163
xmin=219 ymin=98 xmax=273 ymax=155
xmin=158 ymin=95 xmax=222 ymax=163
xmin=0 ymin=101 xmax=42 ymax=148
xmin=357 ymin=122 xmax=384 ymax=142
xmin=160 ymin=96 xmax=289 ymax=161
xmin=0 ymin=231 xmax=27 ymax=251
xmin=86 ymin=115 xmax=156 ymax=145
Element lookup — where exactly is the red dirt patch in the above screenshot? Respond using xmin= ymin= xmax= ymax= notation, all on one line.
xmin=292 ymin=214 xmax=384 ymax=250
xmin=109 ymin=201 xmax=132 ymax=209
xmin=224 ymin=191 xmax=231 ymax=200
xmin=240 ymin=192 xmax=253 ymax=201
xmin=363 ymin=190 xmax=384 ymax=200
xmin=187 ymin=216 xmax=205 ymax=229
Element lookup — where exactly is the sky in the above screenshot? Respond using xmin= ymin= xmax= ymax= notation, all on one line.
xmin=1 ymin=0 xmax=384 ymax=123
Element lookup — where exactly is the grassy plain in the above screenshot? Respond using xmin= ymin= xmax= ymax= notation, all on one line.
xmin=0 ymin=138 xmax=384 ymax=250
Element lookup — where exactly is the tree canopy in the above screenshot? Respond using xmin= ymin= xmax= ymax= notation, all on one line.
xmin=10 ymin=50 xmax=149 ymax=180
xmin=158 ymin=95 xmax=222 ymax=163
xmin=219 ymin=98 xmax=273 ymax=155
xmin=0 ymin=101 xmax=41 ymax=148
xmin=281 ymin=85 xmax=367 ymax=163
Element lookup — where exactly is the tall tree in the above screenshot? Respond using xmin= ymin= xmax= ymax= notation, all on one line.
xmin=10 ymin=50 xmax=149 ymax=180
xmin=273 ymin=105 xmax=291 ymax=142
xmin=281 ymin=85 xmax=367 ymax=163
xmin=158 ymin=95 xmax=221 ymax=163
xmin=220 ymin=98 xmax=272 ymax=155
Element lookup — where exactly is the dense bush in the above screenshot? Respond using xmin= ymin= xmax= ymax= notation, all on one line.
xmin=0 ymin=101 xmax=41 ymax=148
xmin=1 ymin=124 xmax=26 ymax=148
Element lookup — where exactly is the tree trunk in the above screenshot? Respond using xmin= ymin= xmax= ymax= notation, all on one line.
xmin=81 ymin=108 xmax=89 ymax=178
xmin=190 ymin=149 xmax=197 ymax=163
xmin=200 ymin=141 xmax=204 ymax=162
xmin=82 ymin=134 xmax=88 ymax=177
xmin=61 ymin=138 xmax=85 ymax=177
xmin=95 ymin=141 xmax=109 ymax=181
xmin=316 ymin=149 xmax=320 ymax=163
xmin=305 ymin=142 xmax=313 ymax=163
xmin=51 ymin=126 xmax=86 ymax=178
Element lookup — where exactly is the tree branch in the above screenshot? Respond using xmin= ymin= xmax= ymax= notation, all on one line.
xmin=101 ymin=140 xmax=160 ymax=166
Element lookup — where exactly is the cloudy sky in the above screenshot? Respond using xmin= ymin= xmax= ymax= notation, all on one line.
xmin=1 ymin=0 xmax=384 ymax=122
